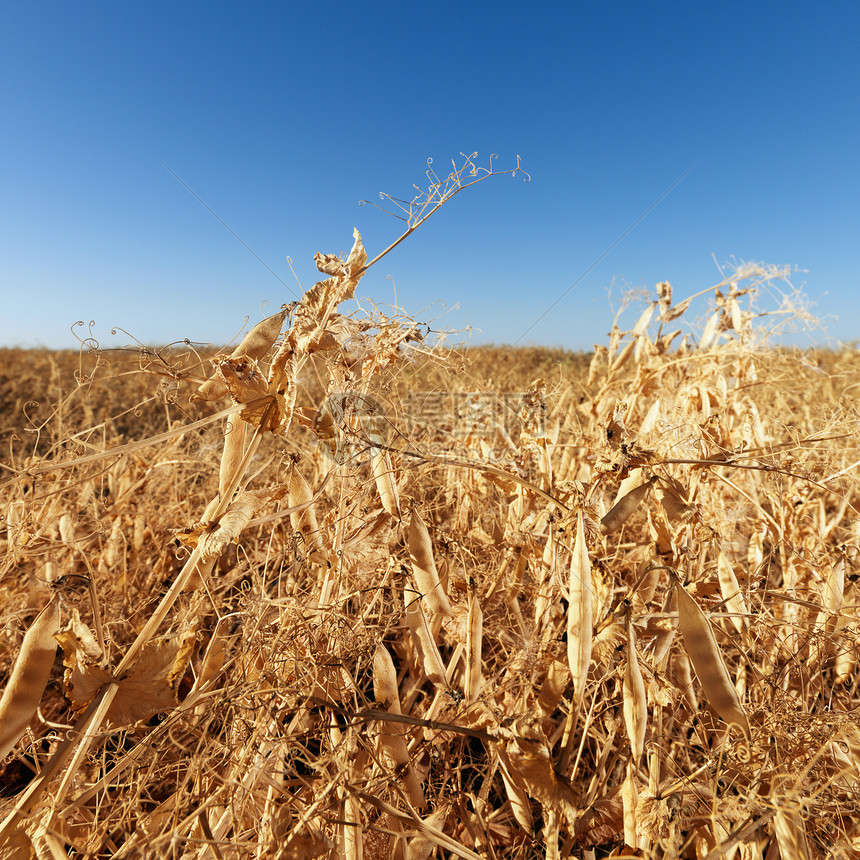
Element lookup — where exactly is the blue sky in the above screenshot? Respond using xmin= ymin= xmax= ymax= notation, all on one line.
xmin=2 ymin=2 xmax=858 ymax=350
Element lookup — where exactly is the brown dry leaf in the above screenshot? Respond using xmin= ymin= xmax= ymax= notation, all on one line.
xmin=567 ymin=510 xmax=593 ymax=700
xmin=0 ymin=599 xmax=60 ymax=760
xmin=773 ymin=805 xmax=812 ymax=860
xmin=575 ymin=789 xmax=624 ymax=847
xmin=498 ymin=754 xmax=534 ymax=831
xmin=290 ymin=229 xmax=367 ymax=354
xmin=59 ymin=627 xmax=196 ymax=728
xmin=197 ymin=484 xmax=288 ymax=560
xmin=500 ymin=724 xmax=578 ymax=830
xmin=193 ymin=309 xmax=286 ymax=401
xmin=215 ymin=356 xmax=284 ymax=429
xmin=655 ymin=476 xmax=696 ymax=523
xmin=538 ymin=658 xmax=569 ymax=715
xmin=0 ymin=820 xmax=36 ymax=860
xmin=408 ymin=509 xmax=453 ymax=618
xmin=675 ymin=579 xmax=751 ymax=738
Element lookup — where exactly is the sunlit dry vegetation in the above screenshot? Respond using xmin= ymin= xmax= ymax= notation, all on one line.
xmin=3 ymin=157 xmax=860 ymax=858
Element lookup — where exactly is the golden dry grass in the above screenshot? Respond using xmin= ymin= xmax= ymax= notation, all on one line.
xmin=3 ymin=214 xmax=860 ymax=858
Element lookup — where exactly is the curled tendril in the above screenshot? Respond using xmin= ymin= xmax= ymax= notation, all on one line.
xmin=22 ymin=400 xmax=40 ymax=424
xmin=513 ymin=154 xmax=531 ymax=182
xmin=71 ymin=321 xmax=99 ymax=351
xmin=110 ymin=327 xmax=147 ymax=349
xmin=734 ymin=736 xmax=753 ymax=763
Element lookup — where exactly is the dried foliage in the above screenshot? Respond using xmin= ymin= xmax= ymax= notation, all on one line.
xmin=3 ymin=162 xmax=860 ymax=858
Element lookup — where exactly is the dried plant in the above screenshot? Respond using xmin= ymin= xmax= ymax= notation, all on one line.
xmin=2 ymin=158 xmax=860 ymax=859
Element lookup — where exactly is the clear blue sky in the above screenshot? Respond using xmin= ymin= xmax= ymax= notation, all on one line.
xmin=2 ymin=2 xmax=858 ymax=350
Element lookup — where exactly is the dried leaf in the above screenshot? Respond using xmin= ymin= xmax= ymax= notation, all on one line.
xmin=59 ymin=627 xmax=196 ymax=728
xmin=193 ymin=310 xmax=286 ymax=401
xmin=290 ymin=229 xmax=367 ymax=354
xmin=501 ymin=726 xmax=578 ymax=829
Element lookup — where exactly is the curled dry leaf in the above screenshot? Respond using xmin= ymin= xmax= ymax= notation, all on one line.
xmin=213 ymin=356 xmax=284 ymax=430
xmin=289 ymin=229 xmax=368 ymax=355
xmin=498 ymin=754 xmax=534 ymax=832
xmin=675 ymin=579 xmax=751 ymax=738
xmin=499 ymin=722 xmax=578 ymax=830
xmin=0 ymin=599 xmax=60 ymax=761
xmin=194 ymin=309 xmax=287 ymax=401
xmin=58 ymin=624 xmax=196 ymax=728
xmin=197 ymin=484 xmax=288 ymax=560
xmin=408 ymin=509 xmax=453 ymax=618
xmin=538 ymin=658 xmax=570 ymax=715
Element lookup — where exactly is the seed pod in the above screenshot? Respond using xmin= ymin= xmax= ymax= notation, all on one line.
xmin=601 ymin=475 xmax=655 ymax=535
xmin=372 ymin=645 xmax=425 ymax=809
xmin=404 ymin=580 xmax=448 ymax=690
xmin=773 ymin=805 xmax=811 ymax=860
xmin=623 ymin=621 xmax=647 ymax=762
xmin=0 ymin=599 xmax=60 ymax=760
xmin=717 ymin=550 xmax=748 ymax=634
xmin=372 ymin=450 xmax=400 ymax=519
xmin=567 ymin=511 xmax=593 ymax=700
xmin=498 ymin=757 xmax=534 ymax=832
xmin=817 ymin=555 xmax=845 ymax=638
xmin=219 ymin=419 xmax=247 ymax=500
xmin=465 ymin=591 xmax=483 ymax=703
xmin=675 ymin=579 xmax=750 ymax=738
xmin=408 ymin=510 xmax=452 ymax=618
xmin=289 ymin=466 xmax=326 ymax=564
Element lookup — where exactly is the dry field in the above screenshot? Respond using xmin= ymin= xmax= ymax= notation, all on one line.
xmin=3 ymin=194 xmax=860 ymax=857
